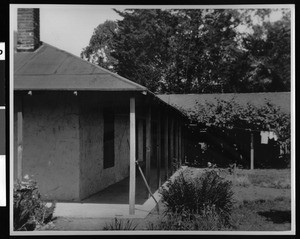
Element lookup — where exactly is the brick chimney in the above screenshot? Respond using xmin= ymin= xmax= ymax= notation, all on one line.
xmin=17 ymin=8 xmax=41 ymax=52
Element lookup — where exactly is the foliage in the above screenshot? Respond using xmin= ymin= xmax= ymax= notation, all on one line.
xmin=231 ymin=198 xmax=291 ymax=231
xmin=82 ymin=8 xmax=290 ymax=94
xmin=147 ymin=209 xmax=231 ymax=230
xmin=186 ymin=98 xmax=290 ymax=151
xmin=160 ymin=170 xmax=234 ymax=224
xmin=14 ymin=178 xmax=56 ymax=231
xmin=165 ymin=9 xmax=243 ymax=93
xmin=148 ymin=168 xmax=291 ymax=231
xmin=102 ymin=218 xmax=138 ymax=230
xmin=111 ymin=9 xmax=176 ymax=92
xmin=241 ymin=10 xmax=291 ymax=92
xmin=81 ymin=20 xmax=118 ymax=71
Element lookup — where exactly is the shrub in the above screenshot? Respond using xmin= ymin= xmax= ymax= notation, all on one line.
xmin=160 ymin=172 xmax=197 ymax=214
xmin=14 ymin=178 xmax=55 ymax=231
xmin=160 ymin=170 xmax=234 ymax=224
xmin=103 ymin=218 xmax=138 ymax=230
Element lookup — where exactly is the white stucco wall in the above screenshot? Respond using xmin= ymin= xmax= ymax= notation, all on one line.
xmin=13 ymin=92 xmax=144 ymax=202
xmin=78 ymin=101 xmax=103 ymax=199
xmin=14 ymin=92 xmax=81 ymax=201
xmin=78 ymin=95 xmax=130 ymax=200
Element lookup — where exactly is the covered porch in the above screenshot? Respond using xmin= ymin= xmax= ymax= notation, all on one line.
xmin=14 ymin=91 xmax=187 ymax=216
xmin=82 ymin=167 xmax=166 ymax=205
xmin=51 ymin=93 xmax=188 ymax=218
xmin=127 ymin=95 xmax=187 ymax=215
xmin=53 ymin=167 xmax=187 ymax=218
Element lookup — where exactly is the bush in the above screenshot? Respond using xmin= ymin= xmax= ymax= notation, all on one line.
xmin=160 ymin=170 xmax=234 ymax=224
xmin=103 ymin=218 xmax=137 ymax=230
xmin=14 ymin=178 xmax=55 ymax=231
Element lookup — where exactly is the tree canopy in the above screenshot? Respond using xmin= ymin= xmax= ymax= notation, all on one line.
xmin=81 ymin=8 xmax=291 ymax=94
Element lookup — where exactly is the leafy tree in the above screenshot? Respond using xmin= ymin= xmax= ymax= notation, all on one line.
xmin=241 ymin=10 xmax=291 ymax=92
xmin=81 ymin=20 xmax=118 ymax=71
xmin=164 ymin=9 xmax=243 ymax=93
xmin=110 ymin=9 xmax=243 ymax=93
xmin=111 ymin=9 xmax=177 ymax=92
xmin=81 ymin=8 xmax=291 ymax=93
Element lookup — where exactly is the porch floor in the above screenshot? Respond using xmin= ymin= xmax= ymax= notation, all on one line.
xmin=82 ymin=167 xmax=166 ymax=205
xmin=53 ymin=167 xmax=181 ymax=219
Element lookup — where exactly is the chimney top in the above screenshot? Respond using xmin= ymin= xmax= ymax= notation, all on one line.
xmin=17 ymin=8 xmax=41 ymax=52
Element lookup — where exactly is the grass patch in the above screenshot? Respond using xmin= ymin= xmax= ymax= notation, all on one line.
xmin=247 ymin=169 xmax=290 ymax=188
xmin=258 ymin=210 xmax=291 ymax=224
xmin=96 ymin=168 xmax=291 ymax=231
xmin=234 ymin=174 xmax=251 ymax=187
xmin=231 ymin=197 xmax=291 ymax=231
xmin=247 ymin=173 xmax=290 ymax=189
xmin=221 ymin=168 xmax=291 ymax=189
xmin=147 ymin=210 xmax=232 ymax=231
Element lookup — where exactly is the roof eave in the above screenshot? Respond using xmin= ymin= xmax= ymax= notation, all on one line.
xmin=14 ymin=88 xmax=146 ymax=91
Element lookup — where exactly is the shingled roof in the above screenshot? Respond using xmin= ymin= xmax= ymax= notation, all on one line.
xmin=14 ymin=42 xmax=147 ymax=92
xmin=158 ymin=92 xmax=291 ymax=114
xmin=14 ymin=41 xmax=187 ymax=117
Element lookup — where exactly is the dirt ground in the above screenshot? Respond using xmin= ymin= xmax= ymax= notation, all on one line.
xmin=44 ymin=167 xmax=292 ymax=232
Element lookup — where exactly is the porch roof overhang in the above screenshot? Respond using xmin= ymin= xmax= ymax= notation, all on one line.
xmin=158 ymin=92 xmax=291 ymax=115
xmin=14 ymin=42 xmax=187 ymax=119
xmin=14 ymin=42 xmax=147 ymax=92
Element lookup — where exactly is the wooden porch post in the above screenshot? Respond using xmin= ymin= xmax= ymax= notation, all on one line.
xmin=145 ymin=106 xmax=151 ymax=198
xmin=182 ymin=126 xmax=185 ymax=164
xmin=157 ymin=111 xmax=161 ymax=188
xmin=164 ymin=114 xmax=169 ymax=180
xmin=17 ymin=97 xmax=23 ymax=181
xmin=170 ymin=117 xmax=174 ymax=174
xmin=138 ymin=120 xmax=144 ymax=161
xmin=129 ymin=97 xmax=136 ymax=215
xmin=250 ymin=131 xmax=254 ymax=170
xmin=178 ymin=121 xmax=182 ymax=166
xmin=174 ymin=119 xmax=179 ymax=169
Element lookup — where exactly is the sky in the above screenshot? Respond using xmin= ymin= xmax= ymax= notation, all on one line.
xmin=11 ymin=5 xmax=288 ymax=57
xmin=11 ymin=5 xmax=125 ymax=56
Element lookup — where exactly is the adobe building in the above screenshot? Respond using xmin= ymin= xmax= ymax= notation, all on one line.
xmin=14 ymin=8 xmax=187 ymax=214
